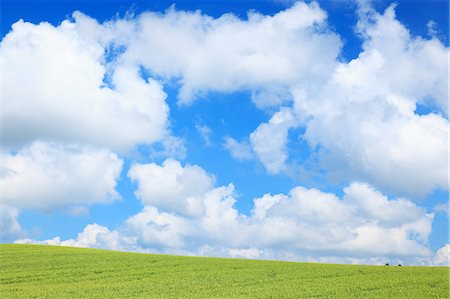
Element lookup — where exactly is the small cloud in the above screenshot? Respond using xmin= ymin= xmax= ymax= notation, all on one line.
xmin=249 ymin=107 xmax=296 ymax=174
xmin=433 ymin=202 xmax=448 ymax=214
xmin=427 ymin=20 xmax=437 ymax=37
xmin=161 ymin=136 xmax=187 ymax=160
xmin=223 ymin=136 xmax=253 ymax=161
xmin=196 ymin=124 xmax=213 ymax=146
xmin=149 ymin=135 xmax=187 ymax=160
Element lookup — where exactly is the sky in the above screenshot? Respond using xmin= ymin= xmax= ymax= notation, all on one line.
xmin=1 ymin=0 xmax=449 ymax=266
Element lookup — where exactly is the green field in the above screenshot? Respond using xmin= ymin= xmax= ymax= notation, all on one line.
xmin=0 ymin=244 xmax=448 ymax=298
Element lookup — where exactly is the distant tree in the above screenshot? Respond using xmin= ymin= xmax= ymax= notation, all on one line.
xmin=385 ymin=263 xmax=389 ymax=266
xmin=398 ymin=264 xmax=402 ymax=266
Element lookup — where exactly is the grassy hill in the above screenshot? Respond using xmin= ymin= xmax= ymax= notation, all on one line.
xmin=0 ymin=244 xmax=448 ymax=298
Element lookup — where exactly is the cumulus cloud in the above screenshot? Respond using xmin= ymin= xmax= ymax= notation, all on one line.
xmin=1 ymin=15 xmax=169 ymax=152
xmin=0 ymin=11 xmax=176 ymax=242
xmin=342 ymin=183 xmax=428 ymax=227
xmin=124 ymin=206 xmax=192 ymax=249
xmin=128 ymin=159 xmax=215 ymax=217
xmin=1 ymin=142 xmax=123 ymax=211
xmin=302 ymin=103 xmax=448 ymax=197
xmin=16 ymin=224 xmax=137 ymax=251
xmin=356 ymin=4 xmax=448 ymax=113
xmin=120 ymin=1 xmax=341 ymax=104
xmin=431 ymin=244 xmax=449 ymax=266
xmin=29 ymin=160 xmax=435 ymax=264
xmin=250 ymin=107 xmax=296 ymax=174
xmin=292 ymin=4 xmax=449 ymax=197
xmin=250 ymin=183 xmax=432 ymax=257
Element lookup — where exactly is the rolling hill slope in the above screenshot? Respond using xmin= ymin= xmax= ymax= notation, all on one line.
xmin=0 ymin=244 xmax=448 ymax=298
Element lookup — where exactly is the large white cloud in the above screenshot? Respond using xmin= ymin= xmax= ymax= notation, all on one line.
xmin=300 ymin=95 xmax=448 ymax=197
xmin=124 ymin=163 xmax=434 ymax=260
xmin=292 ymin=4 xmax=449 ymax=197
xmin=249 ymin=183 xmax=432 ymax=257
xmin=24 ymin=160 xmax=436 ymax=264
xmin=1 ymin=142 xmax=123 ymax=211
xmin=356 ymin=4 xmax=448 ymax=113
xmin=0 ymin=10 xmax=175 ymax=242
xmin=1 ymin=15 xmax=169 ymax=152
xmin=431 ymin=244 xmax=449 ymax=266
xmin=120 ymin=1 xmax=341 ymax=105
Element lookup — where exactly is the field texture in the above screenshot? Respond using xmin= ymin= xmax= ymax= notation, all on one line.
xmin=0 ymin=244 xmax=448 ymax=298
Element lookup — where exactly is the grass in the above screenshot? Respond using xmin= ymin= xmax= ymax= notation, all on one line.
xmin=0 ymin=244 xmax=448 ymax=298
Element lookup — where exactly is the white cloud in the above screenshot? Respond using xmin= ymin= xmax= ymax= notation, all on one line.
xmin=223 ymin=137 xmax=253 ymax=161
xmin=246 ymin=183 xmax=432 ymax=259
xmin=196 ymin=124 xmax=212 ymax=146
xmin=1 ymin=142 xmax=123 ymax=211
xmin=1 ymin=16 xmax=169 ymax=152
xmin=125 ymin=206 xmax=192 ymax=249
xmin=252 ymin=193 xmax=287 ymax=219
xmin=120 ymin=1 xmax=341 ymax=105
xmin=301 ymin=100 xmax=448 ymax=197
xmin=199 ymin=184 xmax=244 ymax=246
xmin=59 ymin=224 xmax=122 ymax=248
xmin=29 ymin=160 xmax=436 ymax=264
xmin=342 ymin=183 xmax=429 ymax=227
xmin=356 ymin=4 xmax=448 ymax=113
xmin=16 ymin=223 xmax=136 ymax=251
xmin=431 ymin=244 xmax=449 ymax=266
xmin=289 ymin=4 xmax=449 ymax=197
xmin=426 ymin=20 xmax=438 ymax=37
xmin=126 ymin=176 xmax=434 ymax=260
xmin=128 ymin=159 xmax=215 ymax=217
xmin=1 ymin=11 xmax=178 ymax=240
xmin=118 ymin=183 xmax=241 ymax=251
xmin=250 ymin=107 xmax=296 ymax=174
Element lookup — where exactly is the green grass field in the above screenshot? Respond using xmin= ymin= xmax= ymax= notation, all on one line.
xmin=0 ymin=244 xmax=448 ymax=298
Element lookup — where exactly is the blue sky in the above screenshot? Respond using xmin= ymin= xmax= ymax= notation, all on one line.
xmin=1 ymin=0 xmax=449 ymax=265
